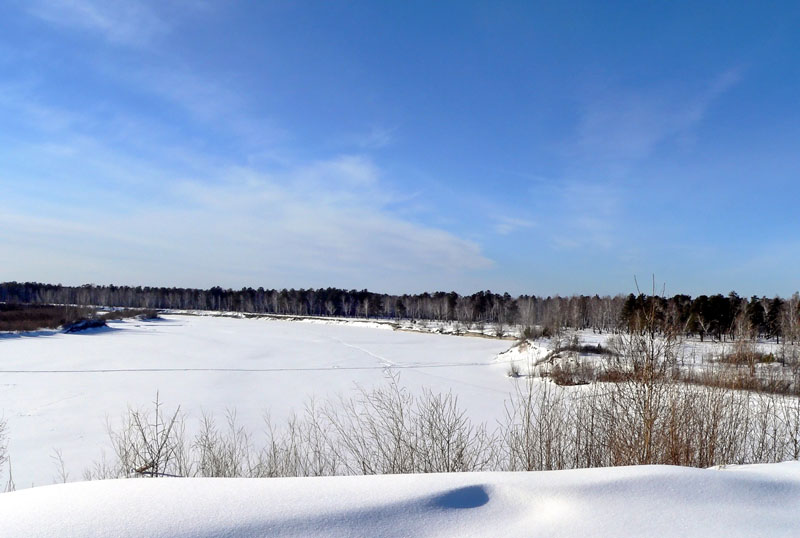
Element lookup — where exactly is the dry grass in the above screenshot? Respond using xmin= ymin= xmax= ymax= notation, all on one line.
xmin=0 ymin=304 xmax=93 ymax=332
xmin=716 ymin=348 xmax=776 ymax=365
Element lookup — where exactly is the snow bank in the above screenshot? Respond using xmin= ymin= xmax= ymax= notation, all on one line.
xmin=2 ymin=462 xmax=799 ymax=537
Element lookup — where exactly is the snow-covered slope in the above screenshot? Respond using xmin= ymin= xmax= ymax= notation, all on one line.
xmin=3 ymin=462 xmax=799 ymax=537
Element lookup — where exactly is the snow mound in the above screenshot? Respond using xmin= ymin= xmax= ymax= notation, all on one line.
xmin=495 ymin=339 xmax=551 ymax=366
xmin=3 ymin=462 xmax=800 ymax=537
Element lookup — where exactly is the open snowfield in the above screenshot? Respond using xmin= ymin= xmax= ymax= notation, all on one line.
xmin=3 ymin=462 xmax=800 ymax=537
xmin=0 ymin=314 xmax=511 ymax=487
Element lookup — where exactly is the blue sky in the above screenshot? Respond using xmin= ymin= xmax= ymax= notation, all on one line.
xmin=1 ymin=1 xmax=799 ymax=296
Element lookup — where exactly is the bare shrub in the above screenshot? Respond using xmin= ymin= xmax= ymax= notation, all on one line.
xmin=194 ymin=410 xmax=252 ymax=477
xmin=106 ymin=393 xmax=189 ymax=478
xmin=256 ymin=401 xmax=339 ymax=478
xmin=503 ymin=379 xmax=572 ymax=471
xmin=324 ymin=378 xmax=415 ymax=475
xmin=412 ymin=388 xmax=497 ymax=473
xmin=0 ymin=418 xmax=7 ymax=479
xmin=51 ymin=449 xmax=69 ymax=484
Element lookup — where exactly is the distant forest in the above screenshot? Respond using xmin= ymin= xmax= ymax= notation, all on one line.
xmin=1 ymin=282 xmax=798 ymax=342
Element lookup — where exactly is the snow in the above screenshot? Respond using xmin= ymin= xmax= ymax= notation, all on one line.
xmin=0 ymin=314 xmax=511 ymax=487
xmin=495 ymin=338 xmax=552 ymax=366
xmin=2 ymin=462 xmax=800 ymax=537
xmin=492 ymin=328 xmax=788 ymax=379
xmin=3 ymin=315 xmax=800 ymax=536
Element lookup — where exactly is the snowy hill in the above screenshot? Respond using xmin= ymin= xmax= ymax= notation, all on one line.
xmin=3 ymin=462 xmax=800 ymax=537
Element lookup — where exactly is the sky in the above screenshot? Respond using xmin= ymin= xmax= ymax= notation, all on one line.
xmin=1 ymin=1 xmax=799 ymax=297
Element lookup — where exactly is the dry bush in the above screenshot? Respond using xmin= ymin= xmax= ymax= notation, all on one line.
xmin=595 ymin=366 xmax=631 ymax=383
xmin=559 ymin=342 xmax=615 ymax=356
xmin=546 ymin=361 xmax=593 ymax=386
xmin=0 ymin=304 xmax=94 ymax=332
xmin=717 ymin=350 xmax=776 ymax=366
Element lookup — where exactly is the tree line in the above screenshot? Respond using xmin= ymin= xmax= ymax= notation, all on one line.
xmin=620 ymin=291 xmax=800 ymax=343
xmin=1 ymin=282 xmax=798 ymax=340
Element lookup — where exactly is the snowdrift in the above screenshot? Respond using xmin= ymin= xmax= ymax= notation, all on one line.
xmin=3 ymin=462 xmax=799 ymax=537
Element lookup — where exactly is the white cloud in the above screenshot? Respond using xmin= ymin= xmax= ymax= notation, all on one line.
xmin=1 ymin=150 xmax=493 ymax=291
xmin=167 ymin=156 xmax=494 ymax=278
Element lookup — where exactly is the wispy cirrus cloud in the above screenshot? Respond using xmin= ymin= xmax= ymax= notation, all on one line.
xmin=26 ymin=0 xmax=168 ymax=46
xmin=534 ymin=68 xmax=744 ymax=253
xmin=356 ymin=126 xmax=397 ymax=149
xmin=575 ymin=68 xmax=743 ymax=172
xmin=493 ymin=216 xmax=535 ymax=236
xmin=545 ymin=180 xmax=622 ymax=251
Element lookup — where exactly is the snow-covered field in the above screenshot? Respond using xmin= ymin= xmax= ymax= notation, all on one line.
xmin=3 ymin=314 xmax=800 ymax=536
xmin=3 ymin=462 xmax=799 ymax=537
xmin=0 ymin=314 xmax=511 ymax=487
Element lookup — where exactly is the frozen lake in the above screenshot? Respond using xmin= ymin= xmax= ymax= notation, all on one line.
xmin=0 ymin=314 xmax=512 ymax=487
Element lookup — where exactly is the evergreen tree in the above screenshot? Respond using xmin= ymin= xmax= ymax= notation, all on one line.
xmin=766 ymin=297 xmax=785 ymax=344
xmin=746 ymin=296 xmax=766 ymax=338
